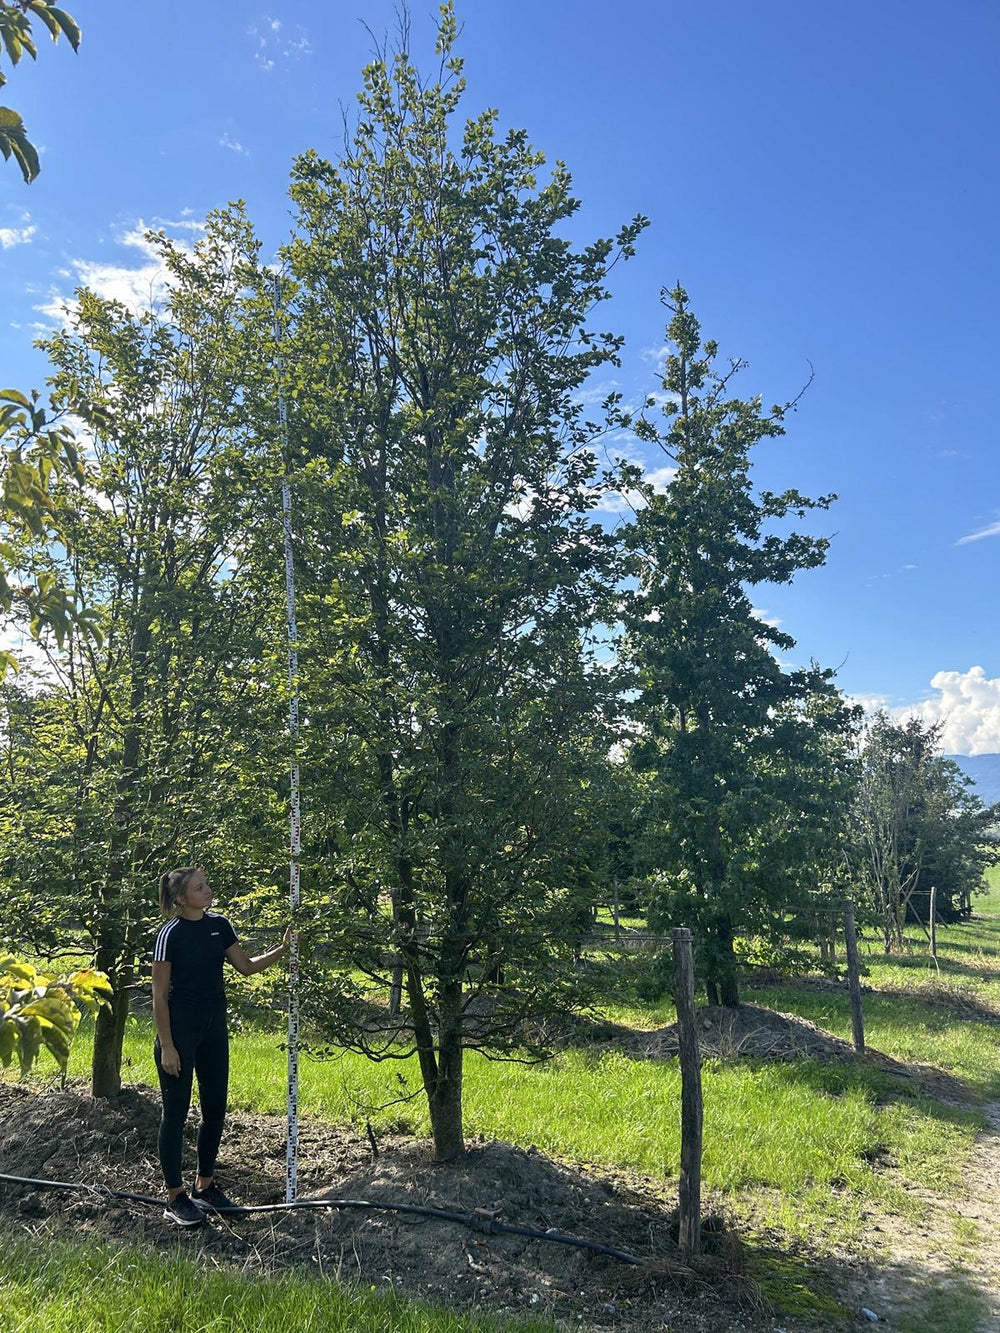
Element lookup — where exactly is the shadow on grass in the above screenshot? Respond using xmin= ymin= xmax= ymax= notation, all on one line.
xmin=838 ymin=1261 xmax=993 ymax=1333
xmin=869 ymin=950 xmax=1000 ymax=982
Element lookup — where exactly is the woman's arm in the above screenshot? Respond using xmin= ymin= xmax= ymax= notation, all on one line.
xmin=151 ymin=960 xmax=180 ymax=1075
xmin=225 ymin=927 xmax=290 ymax=977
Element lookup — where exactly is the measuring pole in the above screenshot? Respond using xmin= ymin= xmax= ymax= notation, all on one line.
xmin=273 ymin=273 xmax=301 ymax=1203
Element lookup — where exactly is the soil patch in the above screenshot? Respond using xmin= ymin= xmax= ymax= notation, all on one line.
xmin=0 ymin=1080 xmax=781 ymax=1332
xmin=638 ymin=1003 xmax=973 ymax=1103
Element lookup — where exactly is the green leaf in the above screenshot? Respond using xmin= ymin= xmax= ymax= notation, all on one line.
xmin=46 ymin=6 xmax=81 ymax=52
xmin=27 ymin=3 xmax=63 ymax=43
xmin=0 ymin=107 xmax=40 ymax=183
xmin=0 ymin=389 xmax=32 ymax=409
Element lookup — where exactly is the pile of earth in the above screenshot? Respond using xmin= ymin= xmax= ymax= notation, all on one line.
xmin=0 ymin=1080 xmax=772 ymax=1332
xmin=640 ymin=1003 xmax=859 ymax=1062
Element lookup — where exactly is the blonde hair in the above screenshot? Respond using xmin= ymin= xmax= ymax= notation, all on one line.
xmin=158 ymin=867 xmax=199 ymax=919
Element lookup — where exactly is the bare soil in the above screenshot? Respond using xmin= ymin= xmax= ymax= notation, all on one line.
xmin=0 ymin=1079 xmax=782 ymax=1332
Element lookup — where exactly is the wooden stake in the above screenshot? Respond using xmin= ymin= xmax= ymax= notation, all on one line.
xmin=672 ymin=927 xmax=703 ymax=1257
xmin=843 ymin=900 xmax=865 ymax=1053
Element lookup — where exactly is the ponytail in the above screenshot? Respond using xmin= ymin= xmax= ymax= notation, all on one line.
xmin=159 ymin=866 xmax=198 ymax=918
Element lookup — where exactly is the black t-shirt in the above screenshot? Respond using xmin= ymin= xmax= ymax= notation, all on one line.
xmin=152 ymin=912 xmax=238 ymax=1006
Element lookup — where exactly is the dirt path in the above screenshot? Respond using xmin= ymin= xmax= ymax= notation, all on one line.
xmin=837 ymin=1099 xmax=1000 ymax=1331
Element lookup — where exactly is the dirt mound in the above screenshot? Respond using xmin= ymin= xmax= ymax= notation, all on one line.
xmin=0 ymin=1081 xmax=768 ymax=1331
xmin=641 ymin=1003 xmax=858 ymax=1062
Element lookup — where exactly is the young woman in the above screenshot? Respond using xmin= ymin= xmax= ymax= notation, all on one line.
xmin=151 ymin=866 xmax=289 ymax=1227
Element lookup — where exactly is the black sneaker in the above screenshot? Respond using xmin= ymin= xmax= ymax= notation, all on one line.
xmin=163 ymin=1190 xmax=206 ymax=1227
xmin=191 ymin=1181 xmax=238 ymax=1213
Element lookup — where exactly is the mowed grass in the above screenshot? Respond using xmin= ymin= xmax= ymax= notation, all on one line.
xmin=0 ymin=1226 xmax=549 ymax=1333
xmin=747 ymin=864 xmax=1000 ymax=1100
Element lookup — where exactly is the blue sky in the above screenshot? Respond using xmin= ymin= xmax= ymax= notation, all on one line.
xmin=2 ymin=1 xmax=998 ymax=751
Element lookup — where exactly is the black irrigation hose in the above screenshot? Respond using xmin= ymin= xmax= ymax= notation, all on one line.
xmin=0 ymin=1170 xmax=646 ymax=1266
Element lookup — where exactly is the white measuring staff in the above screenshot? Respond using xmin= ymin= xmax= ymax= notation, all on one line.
xmin=273 ymin=272 xmax=301 ymax=1203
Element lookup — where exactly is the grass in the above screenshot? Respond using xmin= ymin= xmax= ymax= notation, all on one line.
xmin=892 ymin=1275 xmax=992 ymax=1333
xmin=6 ymin=863 xmax=1000 ymax=1323
xmin=31 ymin=1008 xmax=978 ymax=1246
xmin=0 ymin=1226 xmax=551 ymax=1333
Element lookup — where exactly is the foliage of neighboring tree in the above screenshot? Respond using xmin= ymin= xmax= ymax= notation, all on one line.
xmin=0 ymin=955 xmax=110 ymax=1074
xmin=0 ymin=208 xmax=288 ymax=1097
xmin=282 ymin=4 xmax=645 ymax=1159
xmin=623 ymin=286 xmax=859 ymax=1007
xmin=0 ymin=386 xmax=105 ymax=671
xmin=1 ymin=3 xmax=98 ymax=665
xmin=0 ymin=0 xmax=80 ymax=183
xmin=849 ymin=713 xmax=1000 ymax=949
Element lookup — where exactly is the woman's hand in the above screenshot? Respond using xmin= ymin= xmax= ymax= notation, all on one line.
xmin=283 ymin=923 xmax=293 ymax=950
xmin=161 ymin=1043 xmax=181 ymax=1076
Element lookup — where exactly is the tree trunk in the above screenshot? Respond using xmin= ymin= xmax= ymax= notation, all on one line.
xmin=91 ymin=955 xmax=131 ymax=1098
xmin=429 ymin=976 xmax=465 ymax=1161
xmin=715 ymin=914 xmax=739 ymax=1008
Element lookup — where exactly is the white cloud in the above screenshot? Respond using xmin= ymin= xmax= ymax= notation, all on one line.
xmin=571 ymin=379 xmax=620 ymax=407
xmin=219 ymin=131 xmax=250 ymax=156
xmin=249 ymin=16 xmax=311 ymax=71
xmin=751 ymin=607 xmax=782 ymax=629
xmin=896 ymin=667 xmax=1000 ymax=755
xmin=592 ymin=456 xmax=677 ymax=517
xmin=0 ymin=210 xmax=37 ymax=249
xmin=956 ymin=516 xmax=1000 ymax=546
xmin=35 ymin=219 xmax=200 ymax=323
xmin=642 ymin=344 xmax=670 ymax=370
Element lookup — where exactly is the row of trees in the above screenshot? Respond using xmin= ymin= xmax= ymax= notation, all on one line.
xmin=2 ymin=7 xmax=996 ymax=1157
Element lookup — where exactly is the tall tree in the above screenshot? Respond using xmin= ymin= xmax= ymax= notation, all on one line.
xmin=0 ymin=208 xmax=285 ymax=1096
xmin=284 ymin=5 xmax=645 ymax=1158
xmin=624 ymin=286 xmax=857 ymax=1007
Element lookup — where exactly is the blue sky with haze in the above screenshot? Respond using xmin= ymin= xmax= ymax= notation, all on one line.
xmin=2 ymin=1 xmax=998 ymax=751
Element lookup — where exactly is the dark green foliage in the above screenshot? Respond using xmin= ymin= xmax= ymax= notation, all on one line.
xmin=623 ymin=286 xmax=859 ymax=1006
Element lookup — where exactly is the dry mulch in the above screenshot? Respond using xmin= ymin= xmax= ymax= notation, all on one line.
xmin=0 ymin=1079 xmax=780 ymax=1331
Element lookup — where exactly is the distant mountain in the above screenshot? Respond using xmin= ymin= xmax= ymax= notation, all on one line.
xmin=947 ymin=754 xmax=1000 ymax=808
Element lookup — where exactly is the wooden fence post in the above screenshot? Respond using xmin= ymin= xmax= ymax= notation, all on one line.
xmin=672 ymin=927 xmax=702 ymax=1258
xmin=843 ymin=900 xmax=865 ymax=1053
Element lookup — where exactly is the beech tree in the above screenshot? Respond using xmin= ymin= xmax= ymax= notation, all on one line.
xmin=624 ymin=287 xmax=857 ymax=1007
xmin=283 ymin=6 xmax=645 ymax=1159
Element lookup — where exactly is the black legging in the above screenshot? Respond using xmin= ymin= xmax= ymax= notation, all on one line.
xmin=154 ymin=1002 xmax=229 ymax=1190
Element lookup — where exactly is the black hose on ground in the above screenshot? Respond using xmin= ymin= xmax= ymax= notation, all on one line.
xmin=0 ymin=1170 xmax=646 ymax=1266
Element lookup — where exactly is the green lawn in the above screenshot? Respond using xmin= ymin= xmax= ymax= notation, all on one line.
xmin=0 ymin=1228 xmax=550 ymax=1333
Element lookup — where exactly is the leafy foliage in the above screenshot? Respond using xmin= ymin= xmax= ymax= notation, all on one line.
xmin=0 ymin=385 xmax=105 ymax=670
xmin=0 ymin=207 xmax=287 ymax=1096
xmin=623 ymin=286 xmax=859 ymax=1005
xmin=0 ymin=0 xmax=80 ymax=183
xmin=849 ymin=713 xmax=1000 ymax=947
xmin=0 ymin=955 xmax=109 ymax=1073
xmin=282 ymin=3 xmax=646 ymax=1156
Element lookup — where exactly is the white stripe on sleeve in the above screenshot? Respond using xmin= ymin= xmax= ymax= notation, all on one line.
xmin=153 ymin=918 xmax=178 ymax=963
